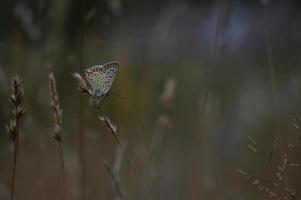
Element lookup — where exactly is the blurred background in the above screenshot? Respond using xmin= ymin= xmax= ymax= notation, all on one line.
xmin=0 ymin=0 xmax=301 ymax=199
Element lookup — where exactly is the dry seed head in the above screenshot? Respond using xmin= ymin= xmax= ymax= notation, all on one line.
xmin=237 ymin=169 xmax=248 ymax=176
xmin=158 ymin=115 xmax=173 ymax=131
xmin=248 ymin=144 xmax=258 ymax=153
xmin=6 ymin=121 xmax=16 ymax=140
xmin=9 ymin=75 xmax=24 ymax=105
xmin=289 ymin=163 xmax=300 ymax=167
xmin=48 ymin=72 xmax=63 ymax=142
xmin=99 ymin=115 xmax=117 ymax=133
xmin=277 ymin=166 xmax=284 ymax=172
xmin=160 ymin=78 xmax=176 ymax=110
xmin=248 ymin=136 xmax=257 ymax=145
xmin=269 ymin=191 xmax=277 ymax=198
xmin=272 ymin=137 xmax=279 ymax=150
xmin=293 ymin=114 xmax=300 ymax=129
xmin=72 ymin=72 xmax=93 ymax=97
xmin=6 ymin=74 xmax=25 ymax=142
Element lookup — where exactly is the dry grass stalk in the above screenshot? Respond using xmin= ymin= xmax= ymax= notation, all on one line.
xmin=6 ymin=74 xmax=25 ymax=200
xmin=103 ymin=146 xmax=126 ymax=200
xmin=72 ymin=73 xmax=93 ymax=97
xmin=151 ymin=78 xmax=176 ymax=154
xmin=292 ymin=114 xmax=301 ymax=141
xmin=103 ymin=161 xmax=126 ymax=200
xmin=72 ymin=72 xmax=153 ymax=200
xmin=292 ymin=114 xmax=300 ymax=130
xmin=48 ymin=72 xmax=66 ymax=200
xmin=237 ymin=169 xmax=282 ymax=200
xmin=48 ymin=72 xmax=63 ymax=141
xmin=269 ymin=140 xmax=299 ymax=200
xmin=98 ymin=113 xmax=153 ymax=200
xmin=147 ymin=78 xmax=176 ymax=181
xmin=78 ymin=1 xmax=87 ymax=197
xmin=159 ymin=78 xmax=176 ymax=111
xmin=73 ymin=72 xmax=92 ymax=200
xmin=239 ymin=136 xmax=300 ymax=200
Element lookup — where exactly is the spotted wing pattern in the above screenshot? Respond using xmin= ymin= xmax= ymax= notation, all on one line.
xmin=85 ymin=61 xmax=119 ymax=97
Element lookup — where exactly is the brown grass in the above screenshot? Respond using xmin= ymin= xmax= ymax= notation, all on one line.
xmin=78 ymin=0 xmax=87 ymax=197
xmin=238 ymin=135 xmax=300 ymax=200
xmin=6 ymin=74 xmax=25 ymax=200
xmin=103 ymin=145 xmax=126 ymax=200
xmin=48 ymin=72 xmax=66 ymax=200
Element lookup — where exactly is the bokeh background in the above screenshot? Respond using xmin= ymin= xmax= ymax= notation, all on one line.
xmin=0 ymin=0 xmax=301 ymax=199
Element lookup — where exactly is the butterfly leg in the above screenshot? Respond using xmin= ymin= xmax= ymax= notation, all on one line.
xmin=105 ymin=90 xmax=111 ymax=97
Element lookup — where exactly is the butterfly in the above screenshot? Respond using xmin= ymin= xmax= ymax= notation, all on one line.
xmin=85 ymin=61 xmax=119 ymax=98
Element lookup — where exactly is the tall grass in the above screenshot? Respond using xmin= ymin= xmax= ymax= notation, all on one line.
xmin=103 ymin=145 xmax=126 ymax=200
xmin=78 ymin=0 xmax=87 ymax=199
xmin=238 ymin=134 xmax=300 ymax=200
xmin=48 ymin=72 xmax=66 ymax=200
xmin=6 ymin=75 xmax=25 ymax=200
xmin=191 ymin=0 xmax=230 ymax=198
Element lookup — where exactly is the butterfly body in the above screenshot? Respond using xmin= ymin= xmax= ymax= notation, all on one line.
xmin=85 ymin=61 xmax=119 ymax=98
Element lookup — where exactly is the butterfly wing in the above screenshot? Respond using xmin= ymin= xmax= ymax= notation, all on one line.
xmin=85 ymin=61 xmax=119 ymax=97
xmin=99 ymin=61 xmax=119 ymax=94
